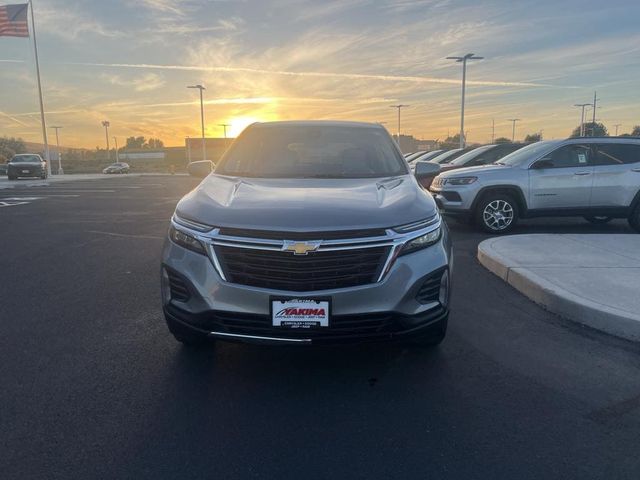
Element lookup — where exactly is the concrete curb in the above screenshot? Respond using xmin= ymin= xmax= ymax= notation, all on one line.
xmin=478 ymin=237 xmax=640 ymax=342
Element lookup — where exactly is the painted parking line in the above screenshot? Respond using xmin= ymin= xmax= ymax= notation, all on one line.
xmin=0 ymin=201 xmax=29 ymax=208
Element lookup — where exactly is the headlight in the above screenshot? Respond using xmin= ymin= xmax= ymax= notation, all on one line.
xmin=169 ymin=226 xmax=206 ymax=255
xmin=444 ymin=176 xmax=477 ymax=186
xmin=399 ymin=226 xmax=441 ymax=255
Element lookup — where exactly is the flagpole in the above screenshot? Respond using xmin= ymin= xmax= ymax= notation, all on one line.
xmin=28 ymin=0 xmax=51 ymax=176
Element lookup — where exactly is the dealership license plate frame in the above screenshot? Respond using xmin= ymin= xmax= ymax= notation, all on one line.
xmin=270 ymin=297 xmax=331 ymax=329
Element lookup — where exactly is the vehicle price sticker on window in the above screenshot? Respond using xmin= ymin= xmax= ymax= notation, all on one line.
xmin=272 ymin=299 xmax=330 ymax=328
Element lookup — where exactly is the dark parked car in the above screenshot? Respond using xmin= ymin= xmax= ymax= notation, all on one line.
xmin=103 ymin=162 xmax=130 ymax=174
xmin=7 ymin=154 xmax=47 ymax=180
xmin=420 ymin=144 xmax=526 ymax=189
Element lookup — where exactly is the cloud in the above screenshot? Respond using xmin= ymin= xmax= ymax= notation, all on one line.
xmin=36 ymin=3 xmax=124 ymax=40
xmin=69 ymin=61 xmax=550 ymax=88
xmin=102 ymin=73 xmax=166 ymax=92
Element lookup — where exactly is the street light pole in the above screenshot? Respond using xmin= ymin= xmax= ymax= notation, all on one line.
xmin=447 ymin=53 xmax=483 ymax=148
xmin=390 ymin=104 xmax=409 ymax=149
xmin=508 ymin=119 xmax=521 ymax=142
xmin=614 ymin=124 xmax=621 ymax=136
xmin=187 ymin=85 xmax=206 ymax=160
xmin=574 ymin=104 xmax=591 ymax=137
xmin=186 ymin=136 xmax=191 ymax=163
xmin=113 ymin=137 xmax=119 ymax=162
xmin=50 ymin=125 xmax=63 ymax=174
xmin=101 ymin=121 xmax=110 ymax=161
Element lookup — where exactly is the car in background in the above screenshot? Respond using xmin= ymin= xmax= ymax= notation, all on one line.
xmin=408 ymin=150 xmax=446 ymax=165
xmin=429 ymin=147 xmax=476 ymax=165
xmin=7 ymin=154 xmax=47 ymax=180
xmin=404 ymin=151 xmax=427 ymax=161
xmin=103 ymin=162 xmax=130 ymax=174
xmin=444 ymin=143 xmax=525 ymax=172
xmin=162 ymin=120 xmax=452 ymax=347
xmin=0 ymin=162 xmax=7 ymax=176
xmin=431 ymin=137 xmax=640 ymax=233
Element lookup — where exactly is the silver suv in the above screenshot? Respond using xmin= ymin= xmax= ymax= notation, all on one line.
xmin=161 ymin=121 xmax=452 ymax=347
xmin=431 ymin=137 xmax=640 ymax=233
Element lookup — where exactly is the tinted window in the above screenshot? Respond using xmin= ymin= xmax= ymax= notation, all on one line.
xmin=216 ymin=125 xmax=407 ymax=178
xmin=499 ymin=141 xmax=559 ymax=166
xmin=11 ymin=155 xmax=41 ymax=163
xmin=594 ymin=144 xmax=640 ymax=165
xmin=449 ymin=145 xmax=494 ymax=166
xmin=546 ymin=144 xmax=592 ymax=168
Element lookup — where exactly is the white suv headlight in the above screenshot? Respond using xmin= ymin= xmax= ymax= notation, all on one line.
xmin=443 ymin=176 xmax=477 ymax=186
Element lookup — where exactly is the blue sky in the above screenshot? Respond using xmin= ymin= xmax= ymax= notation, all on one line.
xmin=1 ymin=0 xmax=639 ymax=147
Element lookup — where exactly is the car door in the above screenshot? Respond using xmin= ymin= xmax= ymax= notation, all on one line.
xmin=528 ymin=143 xmax=595 ymax=210
xmin=590 ymin=143 xmax=640 ymax=208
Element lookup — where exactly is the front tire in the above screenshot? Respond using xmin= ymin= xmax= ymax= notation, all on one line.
xmin=475 ymin=193 xmax=519 ymax=234
xmin=585 ymin=215 xmax=613 ymax=225
xmin=8 ymin=175 xmax=16 ymax=181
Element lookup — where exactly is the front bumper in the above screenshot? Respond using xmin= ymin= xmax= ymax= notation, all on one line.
xmin=8 ymin=165 xmax=45 ymax=177
xmin=160 ymin=223 xmax=453 ymax=345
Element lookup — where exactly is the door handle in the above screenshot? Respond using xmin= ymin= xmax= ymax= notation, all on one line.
xmin=574 ymin=171 xmax=591 ymax=176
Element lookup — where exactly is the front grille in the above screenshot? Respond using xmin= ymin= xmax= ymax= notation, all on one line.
xmin=218 ymin=227 xmax=387 ymax=240
xmin=166 ymin=269 xmax=190 ymax=302
xmin=416 ymin=269 xmax=445 ymax=304
xmin=214 ymin=245 xmax=390 ymax=291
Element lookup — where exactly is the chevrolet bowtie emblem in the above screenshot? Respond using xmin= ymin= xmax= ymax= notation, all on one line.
xmin=282 ymin=240 xmax=322 ymax=255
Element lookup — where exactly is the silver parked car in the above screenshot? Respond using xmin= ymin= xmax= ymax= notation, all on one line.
xmin=431 ymin=137 xmax=640 ymax=233
xmin=103 ymin=162 xmax=130 ymax=174
xmin=161 ymin=121 xmax=452 ymax=347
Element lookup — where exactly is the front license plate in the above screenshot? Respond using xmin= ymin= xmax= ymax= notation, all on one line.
xmin=272 ymin=298 xmax=330 ymax=329
xmin=22 ymin=170 xmax=29 ymax=173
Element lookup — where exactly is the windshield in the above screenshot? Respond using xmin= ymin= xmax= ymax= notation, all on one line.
xmin=216 ymin=124 xmax=408 ymax=178
xmin=11 ymin=155 xmax=41 ymax=163
xmin=497 ymin=141 xmax=558 ymax=166
xmin=449 ymin=145 xmax=494 ymax=166
xmin=431 ymin=149 xmax=462 ymax=164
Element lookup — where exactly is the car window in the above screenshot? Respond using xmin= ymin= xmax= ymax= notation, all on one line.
xmin=217 ymin=125 xmax=407 ymax=178
xmin=11 ymin=155 xmax=41 ymax=163
xmin=449 ymin=145 xmax=493 ymax=166
xmin=545 ymin=144 xmax=592 ymax=168
xmin=594 ymin=144 xmax=640 ymax=165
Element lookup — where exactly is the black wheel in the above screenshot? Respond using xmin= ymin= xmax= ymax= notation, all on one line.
xmin=406 ymin=316 xmax=448 ymax=347
xmin=629 ymin=204 xmax=640 ymax=233
xmin=474 ymin=193 xmax=519 ymax=234
xmin=584 ymin=216 xmax=613 ymax=225
xmin=8 ymin=175 xmax=16 ymax=181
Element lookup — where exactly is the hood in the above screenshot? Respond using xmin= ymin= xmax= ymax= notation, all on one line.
xmin=439 ymin=164 xmax=510 ymax=178
xmin=176 ymin=174 xmax=437 ymax=231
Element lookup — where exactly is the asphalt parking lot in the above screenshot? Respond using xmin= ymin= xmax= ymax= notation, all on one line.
xmin=2 ymin=175 xmax=640 ymax=479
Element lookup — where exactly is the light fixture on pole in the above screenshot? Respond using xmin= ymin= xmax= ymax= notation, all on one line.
xmin=507 ymin=118 xmax=521 ymax=142
xmin=187 ymin=84 xmax=206 ymax=160
xmin=101 ymin=121 xmax=110 ymax=161
xmin=49 ymin=125 xmax=63 ymax=174
xmin=446 ymin=53 xmax=483 ymax=148
xmin=390 ymin=104 xmax=409 ymax=147
xmin=574 ymin=103 xmax=591 ymax=137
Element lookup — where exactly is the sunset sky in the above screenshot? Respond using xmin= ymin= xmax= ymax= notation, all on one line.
xmin=1 ymin=0 xmax=639 ymax=149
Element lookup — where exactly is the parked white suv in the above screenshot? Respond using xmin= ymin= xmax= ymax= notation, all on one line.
xmin=431 ymin=137 xmax=640 ymax=233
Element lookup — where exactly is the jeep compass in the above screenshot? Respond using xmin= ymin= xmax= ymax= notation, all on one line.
xmin=161 ymin=121 xmax=452 ymax=346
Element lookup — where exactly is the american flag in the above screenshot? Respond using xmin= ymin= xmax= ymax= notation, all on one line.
xmin=0 ymin=3 xmax=29 ymax=37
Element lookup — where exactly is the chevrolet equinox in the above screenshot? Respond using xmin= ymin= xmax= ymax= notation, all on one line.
xmin=161 ymin=121 xmax=452 ymax=346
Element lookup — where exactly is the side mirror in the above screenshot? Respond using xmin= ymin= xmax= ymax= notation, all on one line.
xmin=531 ymin=158 xmax=554 ymax=170
xmin=414 ymin=161 xmax=441 ymax=179
xmin=187 ymin=160 xmax=214 ymax=178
